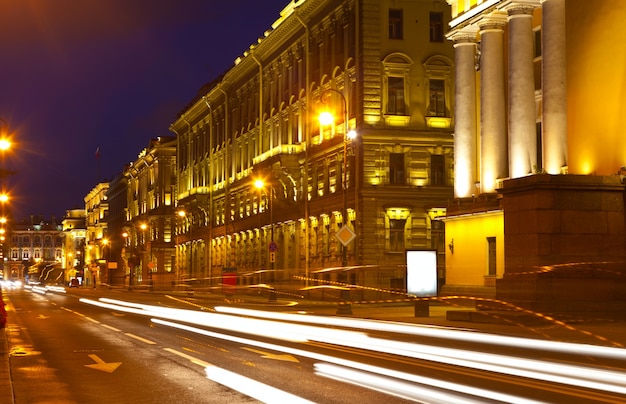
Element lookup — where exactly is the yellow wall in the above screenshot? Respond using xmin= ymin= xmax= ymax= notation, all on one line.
xmin=567 ymin=1 xmax=626 ymax=175
xmin=444 ymin=211 xmax=504 ymax=286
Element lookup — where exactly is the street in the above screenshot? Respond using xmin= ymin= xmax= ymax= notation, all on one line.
xmin=3 ymin=286 xmax=626 ymax=403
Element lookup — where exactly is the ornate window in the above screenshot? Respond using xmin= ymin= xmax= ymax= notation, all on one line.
xmin=423 ymin=55 xmax=453 ymax=129
xmin=383 ymin=53 xmax=412 ymax=126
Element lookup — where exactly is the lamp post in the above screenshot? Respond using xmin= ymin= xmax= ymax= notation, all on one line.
xmin=122 ymin=231 xmax=133 ymax=290
xmin=320 ymin=88 xmax=357 ymax=314
xmin=254 ymin=178 xmax=277 ymax=301
xmin=177 ymin=210 xmax=192 ymax=287
xmin=102 ymin=238 xmax=110 ymax=286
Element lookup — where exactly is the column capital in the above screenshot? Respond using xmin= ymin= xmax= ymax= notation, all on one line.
xmin=447 ymin=26 xmax=479 ymax=45
xmin=478 ymin=11 xmax=508 ymax=32
xmin=504 ymin=0 xmax=540 ymax=16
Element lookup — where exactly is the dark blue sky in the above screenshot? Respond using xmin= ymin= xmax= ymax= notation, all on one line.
xmin=0 ymin=0 xmax=287 ymax=221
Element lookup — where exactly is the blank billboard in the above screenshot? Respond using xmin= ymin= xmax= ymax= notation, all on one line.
xmin=406 ymin=249 xmax=438 ymax=297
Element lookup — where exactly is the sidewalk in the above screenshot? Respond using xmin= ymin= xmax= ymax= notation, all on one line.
xmin=1 ymin=327 xmax=13 ymax=404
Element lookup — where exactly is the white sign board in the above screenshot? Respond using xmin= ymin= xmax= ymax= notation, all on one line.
xmin=406 ymin=250 xmax=438 ymax=297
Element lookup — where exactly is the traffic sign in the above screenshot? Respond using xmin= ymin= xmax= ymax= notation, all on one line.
xmin=336 ymin=225 xmax=356 ymax=246
xmin=269 ymin=241 xmax=278 ymax=252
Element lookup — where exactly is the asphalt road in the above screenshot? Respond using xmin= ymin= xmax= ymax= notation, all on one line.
xmin=4 ymin=287 xmax=626 ymax=403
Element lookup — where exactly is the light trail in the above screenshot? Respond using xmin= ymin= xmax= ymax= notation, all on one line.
xmin=214 ymin=306 xmax=626 ymax=360
xmin=153 ymin=318 xmax=541 ymax=404
xmin=80 ymin=298 xmax=626 ymax=401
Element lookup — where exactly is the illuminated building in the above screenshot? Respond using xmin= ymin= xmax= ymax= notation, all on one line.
xmin=84 ymin=182 xmax=109 ymax=287
xmin=123 ymin=136 xmax=177 ymax=289
xmin=445 ymin=0 xmax=626 ymax=314
xmin=61 ymin=209 xmax=86 ymax=285
xmin=170 ymin=0 xmax=455 ymax=296
xmin=7 ymin=216 xmax=63 ymax=284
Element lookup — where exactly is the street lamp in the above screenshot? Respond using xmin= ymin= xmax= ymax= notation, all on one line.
xmin=254 ymin=177 xmax=277 ymax=301
xmin=102 ymin=238 xmax=110 ymax=285
xmin=121 ymin=231 xmax=133 ymax=290
xmin=176 ymin=209 xmax=193 ymax=287
xmin=319 ymin=88 xmax=357 ymax=314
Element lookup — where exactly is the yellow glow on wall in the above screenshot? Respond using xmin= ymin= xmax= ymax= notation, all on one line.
xmin=445 ymin=211 xmax=504 ymax=286
xmin=425 ymin=117 xmax=452 ymax=129
xmin=386 ymin=208 xmax=411 ymax=220
xmin=567 ymin=2 xmax=626 ymax=176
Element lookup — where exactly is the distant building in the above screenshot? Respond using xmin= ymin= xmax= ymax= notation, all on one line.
xmin=7 ymin=215 xmax=63 ymax=284
xmin=105 ymin=170 xmax=129 ymax=286
xmin=61 ymin=209 xmax=86 ymax=285
xmin=84 ymin=182 xmax=109 ymax=287
xmin=123 ymin=136 xmax=177 ymax=290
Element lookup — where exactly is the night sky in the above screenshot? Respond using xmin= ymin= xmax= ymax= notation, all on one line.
xmin=0 ymin=0 xmax=287 ymax=221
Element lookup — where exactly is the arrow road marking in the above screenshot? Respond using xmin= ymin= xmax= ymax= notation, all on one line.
xmin=241 ymin=347 xmax=300 ymax=363
xmin=84 ymin=354 xmax=122 ymax=373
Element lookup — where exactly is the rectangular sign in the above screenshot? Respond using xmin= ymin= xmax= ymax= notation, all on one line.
xmin=406 ymin=249 xmax=438 ymax=297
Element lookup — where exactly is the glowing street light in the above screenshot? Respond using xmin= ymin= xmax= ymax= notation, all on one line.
xmin=319 ymin=88 xmax=358 ymax=314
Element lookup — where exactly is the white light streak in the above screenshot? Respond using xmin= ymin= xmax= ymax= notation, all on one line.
xmin=81 ymin=298 xmax=626 ymax=400
xmin=153 ymin=318 xmax=541 ymax=404
xmin=214 ymin=306 xmax=626 ymax=360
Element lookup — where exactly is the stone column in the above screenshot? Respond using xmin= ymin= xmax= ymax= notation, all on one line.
xmin=507 ymin=2 xmax=539 ymax=178
xmin=450 ymin=27 xmax=479 ymax=198
xmin=479 ymin=12 xmax=508 ymax=193
xmin=541 ymin=0 xmax=567 ymax=174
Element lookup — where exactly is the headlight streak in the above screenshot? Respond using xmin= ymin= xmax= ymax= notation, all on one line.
xmin=163 ymin=347 xmax=314 ymax=403
xmin=82 ymin=298 xmax=368 ymax=344
xmin=153 ymin=318 xmax=540 ymax=404
xmin=204 ymin=365 xmax=315 ymax=404
xmin=314 ymin=363 xmax=504 ymax=404
xmin=313 ymin=333 xmax=626 ymax=396
xmin=82 ymin=298 xmax=626 ymax=399
xmin=214 ymin=306 xmax=626 ymax=360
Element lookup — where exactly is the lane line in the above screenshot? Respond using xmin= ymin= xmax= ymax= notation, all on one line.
xmin=125 ymin=333 xmax=157 ymax=345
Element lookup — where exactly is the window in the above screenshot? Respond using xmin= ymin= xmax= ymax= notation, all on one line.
xmin=387 ymin=77 xmax=406 ymax=115
xmin=430 ymin=154 xmax=445 ymax=186
xmin=429 ymin=12 xmax=444 ymax=42
xmin=383 ymin=53 xmax=412 ymax=125
xmin=389 ymin=219 xmax=406 ymax=252
xmin=389 ymin=9 xmax=403 ymax=39
xmin=428 ymin=79 xmax=446 ymax=116
xmin=533 ymin=28 xmax=542 ymax=58
xmin=487 ymin=237 xmax=496 ymax=276
xmin=423 ymin=55 xmax=453 ymax=128
xmin=390 ymin=153 xmax=405 ymax=185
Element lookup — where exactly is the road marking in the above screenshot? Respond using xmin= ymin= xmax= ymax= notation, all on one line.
xmin=163 ymin=348 xmax=313 ymax=404
xmin=85 ymin=354 xmax=122 ymax=373
xmin=164 ymin=347 xmax=211 ymax=368
xmin=101 ymin=324 xmax=122 ymax=332
xmin=241 ymin=347 xmax=299 ymax=363
xmin=125 ymin=333 xmax=157 ymax=345
xmin=84 ymin=316 xmax=100 ymax=324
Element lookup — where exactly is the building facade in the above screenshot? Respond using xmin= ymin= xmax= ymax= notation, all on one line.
xmin=123 ymin=136 xmax=177 ymax=290
xmin=61 ymin=209 xmax=86 ymax=285
xmin=170 ymin=0 xmax=455 ymax=299
xmin=84 ymin=182 xmax=109 ymax=287
xmin=445 ymin=0 xmax=626 ymax=314
xmin=7 ymin=216 xmax=63 ymax=284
